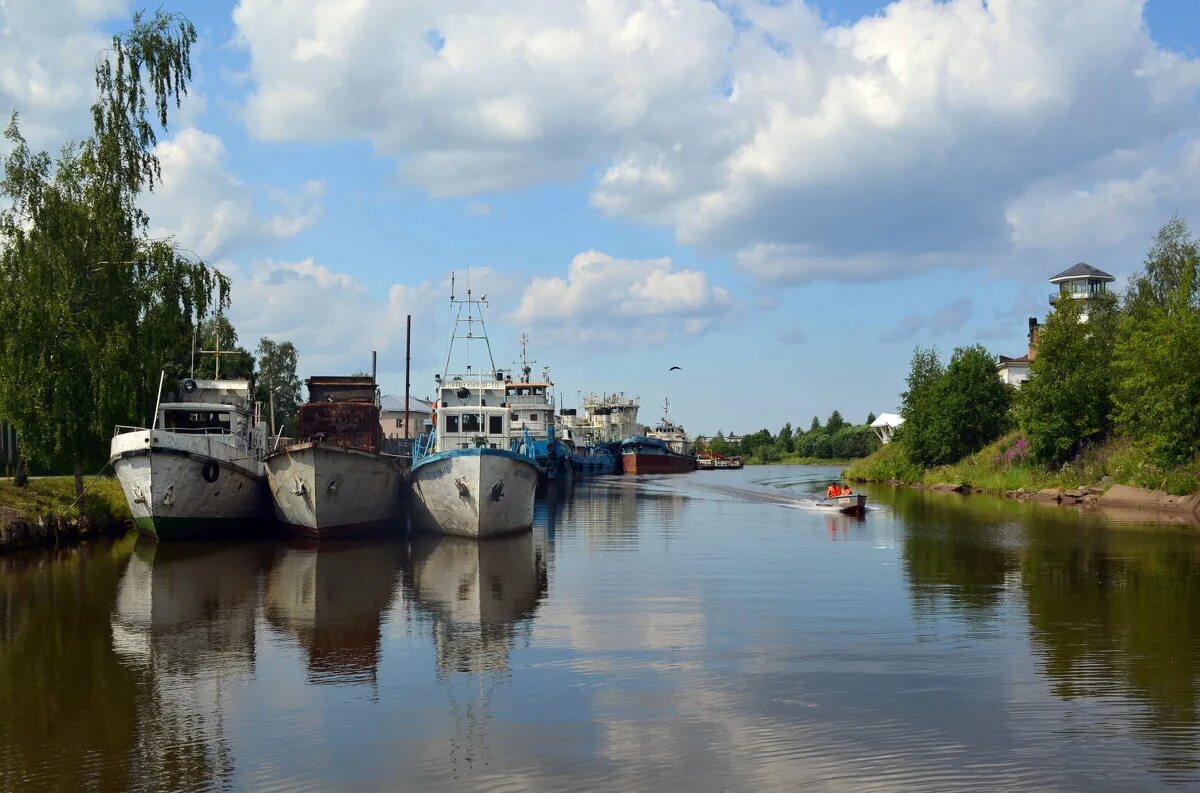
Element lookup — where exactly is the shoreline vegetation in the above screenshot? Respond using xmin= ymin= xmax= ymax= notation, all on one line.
xmin=845 ymin=432 xmax=1200 ymax=494
xmin=0 ymin=477 xmax=131 ymax=553
xmin=844 ymin=215 xmax=1200 ymax=521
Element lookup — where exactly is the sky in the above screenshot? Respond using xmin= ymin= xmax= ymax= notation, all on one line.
xmin=3 ymin=0 xmax=1199 ymax=436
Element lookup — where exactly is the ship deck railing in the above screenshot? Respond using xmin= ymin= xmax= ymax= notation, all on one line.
xmin=112 ymin=424 xmax=238 ymax=438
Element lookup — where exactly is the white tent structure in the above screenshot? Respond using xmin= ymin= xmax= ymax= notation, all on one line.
xmin=870 ymin=413 xmax=904 ymax=444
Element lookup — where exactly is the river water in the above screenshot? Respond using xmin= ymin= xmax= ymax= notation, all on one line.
xmin=3 ymin=465 xmax=1199 ymax=791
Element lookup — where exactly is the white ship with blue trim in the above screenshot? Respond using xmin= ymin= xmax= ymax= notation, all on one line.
xmin=409 ymin=281 xmax=541 ymax=538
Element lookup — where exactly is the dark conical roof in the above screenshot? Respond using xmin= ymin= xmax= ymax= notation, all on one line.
xmin=1050 ymin=262 xmax=1114 ymax=282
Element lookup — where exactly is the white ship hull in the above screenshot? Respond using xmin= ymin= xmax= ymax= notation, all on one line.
xmin=110 ymin=429 xmax=269 ymax=540
xmin=264 ymin=441 xmax=404 ymax=539
xmin=410 ymin=448 xmax=539 ymax=539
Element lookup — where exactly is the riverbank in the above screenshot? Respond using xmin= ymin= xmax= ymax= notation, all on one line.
xmin=845 ymin=433 xmax=1200 ymax=521
xmin=745 ymin=455 xmax=853 ymax=466
xmin=0 ymin=476 xmax=131 ymax=553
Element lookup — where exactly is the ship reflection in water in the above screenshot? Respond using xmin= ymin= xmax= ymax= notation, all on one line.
xmin=403 ymin=531 xmax=549 ymax=676
xmin=265 ymin=542 xmax=406 ymax=685
xmin=110 ymin=540 xmax=274 ymax=791
xmin=3 ymin=470 xmax=1200 ymax=791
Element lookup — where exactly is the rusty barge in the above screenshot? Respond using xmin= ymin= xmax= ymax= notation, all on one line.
xmin=264 ymin=375 xmax=405 ymax=539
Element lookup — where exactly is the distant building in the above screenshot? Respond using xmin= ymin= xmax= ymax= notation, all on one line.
xmin=1048 ymin=262 xmax=1115 ymax=321
xmin=996 ymin=354 xmax=1032 ymax=387
xmin=870 ymin=413 xmax=904 ymax=444
xmin=997 ymin=263 xmax=1115 ymax=387
xmin=380 ymin=394 xmax=432 ymax=440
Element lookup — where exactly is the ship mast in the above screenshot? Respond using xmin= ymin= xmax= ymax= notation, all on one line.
xmin=442 ymin=272 xmax=498 ymax=379
xmin=517 ymin=332 xmax=535 ymax=380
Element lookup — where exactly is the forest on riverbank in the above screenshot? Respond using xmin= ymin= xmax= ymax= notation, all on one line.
xmin=848 ymin=216 xmax=1200 ymax=496
xmin=703 ymin=411 xmax=881 ymax=464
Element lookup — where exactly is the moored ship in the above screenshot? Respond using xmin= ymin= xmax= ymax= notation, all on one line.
xmin=111 ymin=378 xmax=270 ymax=540
xmin=505 ymin=334 xmax=573 ymax=484
xmin=560 ymin=392 xmax=643 ymax=474
xmin=621 ymin=399 xmax=696 ymax=475
xmin=264 ymin=375 xmax=405 ymax=539
xmin=410 ymin=284 xmax=541 ymax=539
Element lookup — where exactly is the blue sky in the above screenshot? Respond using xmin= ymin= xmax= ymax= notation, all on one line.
xmin=4 ymin=0 xmax=1200 ymax=435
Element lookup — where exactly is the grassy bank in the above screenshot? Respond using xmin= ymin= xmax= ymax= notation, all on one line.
xmin=845 ymin=432 xmax=1200 ymax=496
xmin=745 ymin=454 xmax=854 ymax=466
xmin=0 ymin=477 xmax=130 ymax=524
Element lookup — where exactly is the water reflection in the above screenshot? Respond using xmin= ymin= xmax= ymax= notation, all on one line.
xmin=1021 ymin=522 xmax=1200 ymax=776
xmin=264 ymin=542 xmax=406 ymax=685
xmin=2 ymin=472 xmax=1200 ymax=791
xmin=112 ymin=538 xmax=273 ymax=792
xmin=0 ymin=538 xmax=141 ymax=792
xmin=403 ymin=532 xmax=548 ymax=675
xmin=878 ymin=485 xmax=1200 ymax=779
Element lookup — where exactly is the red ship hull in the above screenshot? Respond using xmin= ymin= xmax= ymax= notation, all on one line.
xmin=622 ymin=450 xmax=697 ymax=474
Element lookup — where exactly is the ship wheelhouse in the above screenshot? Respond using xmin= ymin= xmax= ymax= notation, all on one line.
xmin=504 ymin=381 xmax=555 ymax=439
xmin=434 ymin=376 xmax=513 ymax=451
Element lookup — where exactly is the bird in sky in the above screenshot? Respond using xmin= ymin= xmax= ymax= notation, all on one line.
xmin=669 ymin=366 xmax=682 ymax=371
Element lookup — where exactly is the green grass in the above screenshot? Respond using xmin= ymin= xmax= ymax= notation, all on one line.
xmin=0 ymin=476 xmax=131 ymax=524
xmin=846 ymin=432 xmax=1200 ymax=496
xmin=843 ymin=441 xmax=925 ymax=483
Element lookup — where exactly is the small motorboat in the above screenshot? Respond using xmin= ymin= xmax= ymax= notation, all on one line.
xmin=817 ymin=491 xmax=867 ymax=516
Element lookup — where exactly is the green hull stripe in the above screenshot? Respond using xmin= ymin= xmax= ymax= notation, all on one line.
xmin=134 ymin=516 xmax=268 ymax=541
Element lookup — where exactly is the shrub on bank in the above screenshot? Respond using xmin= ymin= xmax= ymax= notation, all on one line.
xmin=0 ymin=476 xmax=130 ymax=523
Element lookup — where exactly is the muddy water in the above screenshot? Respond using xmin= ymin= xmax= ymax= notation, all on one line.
xmin=2 ymin=465 xmax=1199 ymax=791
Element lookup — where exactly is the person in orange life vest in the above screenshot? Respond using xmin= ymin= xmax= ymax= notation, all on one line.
xmin=826 ymin=482 xmax=839 ymax=499
xmin=840 ymin=484 xmax=853 ymax=496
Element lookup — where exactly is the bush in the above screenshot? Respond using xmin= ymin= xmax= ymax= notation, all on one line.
xmin=901 ymin=345 xmax=1010 ymax=467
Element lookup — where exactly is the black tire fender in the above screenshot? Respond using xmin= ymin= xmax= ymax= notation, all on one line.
xmin=202 ymin=460 xmax=220 ymax=483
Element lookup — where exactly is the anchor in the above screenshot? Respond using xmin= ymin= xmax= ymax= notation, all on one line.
xmin=489 ymin=480 xmax=504 ymax=501
xmin=456 ymin=477 xmax=470 ymax=499
xmin=292 ymin=475 xmax=307 ymax=496
xmin=327 ymin=478 xmax=339 ymax=494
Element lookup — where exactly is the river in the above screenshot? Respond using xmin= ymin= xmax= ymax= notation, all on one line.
xmin=2 ymin=465 xmax=1199 ymax=791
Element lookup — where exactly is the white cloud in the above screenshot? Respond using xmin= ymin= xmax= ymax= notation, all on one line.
xmin=233 ymin=0 xmax=1200 ymax=283
xmin=223 ymin=259 xmax=513 ymax=378
xmin=234 ymin=0 xmax=733 ymax=196
xmin=0 ymin=0 xmax=127 ymax=150
xmin=143 ymin=127 xmax=325 ymax=259
xmin=511 ymin=250 xmax=734 ymax=350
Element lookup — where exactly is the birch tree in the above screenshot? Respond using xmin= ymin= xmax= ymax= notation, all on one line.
xmin=0 ymin=10 xmax=226 ymax=501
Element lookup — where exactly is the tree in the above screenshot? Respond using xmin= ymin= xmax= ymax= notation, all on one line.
xmin=0 ymin=11 xmax=224 ymax=501
xmin=1113 ymin=259 xmax=1200 ymax=466
xmin=866 ymin=411 xmax=877 ymax=425
xmin=776 ymin=422 xmax=794 ymax=454
xmin=1018 ymin=293 xmax=1119 ymax=464
xmin=809 ymin=416 xmax=822 ymax=432
xmin=826 ymin=410 xmax=846 ymax=434
xmin=255 ymin=338 xmax=302 ymax=436
xmin=192 ymin=315 xmax=253 ymax=379
xmin=1125 ymin=215 xmax=1200 ymax=318
xmin=900 ymin=347 xmax=950 ymax=467
xmin=939 ymin=344 xmax=1010 ymax=460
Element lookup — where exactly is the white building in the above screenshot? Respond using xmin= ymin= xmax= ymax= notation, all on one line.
xmin=870 ymin=413 xmax=904 ymax=444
